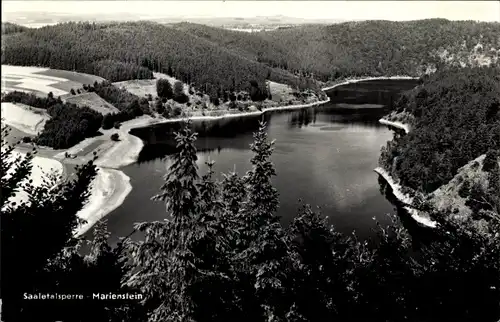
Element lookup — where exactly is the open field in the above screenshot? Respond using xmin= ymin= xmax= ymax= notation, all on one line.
xmin=113 ymin=72 xmax=191 ymax=98
xmin=1 ymin=65 xmax=105 ymax=98
xmin=268 ymin=80 xmax=294 ymax=102
xmin=112 ymin=79 xmax=157 ymax=98
xmin=1 ymin=102 xmax=50 ymax=135
xmin=64 ymin=92 xmax=119 ymax=114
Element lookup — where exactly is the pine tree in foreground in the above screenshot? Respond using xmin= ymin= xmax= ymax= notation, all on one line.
xmin=231 ymin=121 xmax=292 ymax=321
xmin=123 ymin=120 xmax=233 ymax=322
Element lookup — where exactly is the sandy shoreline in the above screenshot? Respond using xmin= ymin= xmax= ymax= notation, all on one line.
xmin=376 ymin=117 xmax=436 ymax=227
xmin=140 ymin=97 xmax=331 ymax=126
xmin=374 ymin=167 xmax=437 ymax=228
xmin=379 ymin=118 xmax=411 ymax=134
xmin=74 ymin=167 xmax=132 ymax=237
xmin=94 ymin=129 xmax=144 ymax=169
xmin=1 ymin=150 xmax=132 ymax=236
xmin=1 ymin=151 xmax=64 ymax=209
xmin=321 ymin=75 xmax=419 ymax=91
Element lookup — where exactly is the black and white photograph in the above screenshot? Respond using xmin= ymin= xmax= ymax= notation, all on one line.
xmin=1 ymin=1 xmax=499 ymax=321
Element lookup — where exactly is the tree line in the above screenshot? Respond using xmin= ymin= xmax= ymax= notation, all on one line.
xmin=1 ymin=117 xmax=499 ymax=322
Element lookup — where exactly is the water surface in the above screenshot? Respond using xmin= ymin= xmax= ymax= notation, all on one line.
xmin=100 ymin=79 xmax=418 ymax=245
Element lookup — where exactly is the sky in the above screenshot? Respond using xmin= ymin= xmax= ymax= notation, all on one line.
xmin=2 ymin=1 xmax=500 ymax=22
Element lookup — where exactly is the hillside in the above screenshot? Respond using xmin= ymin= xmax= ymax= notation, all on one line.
xmin=2 ymin=19 xmax=499 ymax=102
xmin=426 ymin=152 xmax=500 ymax=225
xmin=63 ymin=92 xmax=119 ymax=115
xmin=173 ymin=20 xmax=500 ymax=81
xmin=0 ymin=21 xmax=299 ymax=100
xmin=380 ymin=67 xmax=500 ymax=194
xmin=378 ymin=67 xmax=500 ymax=227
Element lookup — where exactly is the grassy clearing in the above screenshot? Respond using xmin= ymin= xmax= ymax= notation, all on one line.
xmin=114 ymin=72 xmax=193 ymax=98
xmin=64 ymin=92 xmax=119 ymax=115
xmin=267 ymin=81 xmax=294 ymax=102
xmin=112 ymin=79 xmax=157 ymax=98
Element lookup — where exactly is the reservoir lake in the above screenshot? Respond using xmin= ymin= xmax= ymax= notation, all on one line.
xmin=98 ymin=79 xmax=419 ymax=245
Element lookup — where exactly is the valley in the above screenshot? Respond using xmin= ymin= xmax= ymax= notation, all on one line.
xmin=1 ymin=10 xmax=499 ymax=322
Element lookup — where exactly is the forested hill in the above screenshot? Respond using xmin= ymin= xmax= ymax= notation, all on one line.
xmin=380 ymin=66 xmax=500 ymax=194
xmin=172 ymin=19 xmax=500 ymax=81
xmin=0 ymin=21 xmax=300 ymax=98
xmin=2 ymin=19 xmax=499 ymax=98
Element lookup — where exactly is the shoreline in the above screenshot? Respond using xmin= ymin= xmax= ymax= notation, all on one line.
xmin=1 ymin=150 xmax=133 ymax=237
xmin=74 ymin=167 xmax=132 ymax=237
xmin=92 ymin=98 xmax=332 ymax=168
xmin=374 ymin=167 xmax=437 ymax=228
xmin=62 ymin=98 xmax=331 ymax=170
xmin=136 ymin=97 xmax=331 ymax=126
xmin=379 ymin=118 xmax=411 ymax=134
xmin=322 ymin=76 xmax=419 ymax=91
xmin=377 ymin=116 xmax=437 ymax=228
xmin=5 ymin=97 xmax=331 ymax=236
xmin=4 ymin=74 xmax=419 ymax=236
xmin=70 ymin=98 xmax=331 ymax=233
xmin=1 ymin=151 xmax=64 ymax=210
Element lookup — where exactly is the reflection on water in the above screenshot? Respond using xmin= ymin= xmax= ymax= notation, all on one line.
xmin=97 ymin=79 xmax=419 ymax=246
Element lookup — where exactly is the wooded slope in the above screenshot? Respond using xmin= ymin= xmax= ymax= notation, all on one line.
xmin=380 ymin=66 xmax=500 ymax=193
xmin=2 ymin=19 xmax=499 ymax=98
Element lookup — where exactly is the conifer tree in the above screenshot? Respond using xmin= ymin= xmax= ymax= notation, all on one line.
xmin=123 ymin=120 xmax=200 ymax=321
xmin=234 ymin=121 xmax=291 ymax=320
xmin=190 ymin=160 xmax=239 ymax=322
xmin=197 ymin=158 xmax=222 ymax=214
xmin=287 ymin=204 xmax=344 ymax=320
xmin=123 ymin=121 xmax=232 ymax=321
